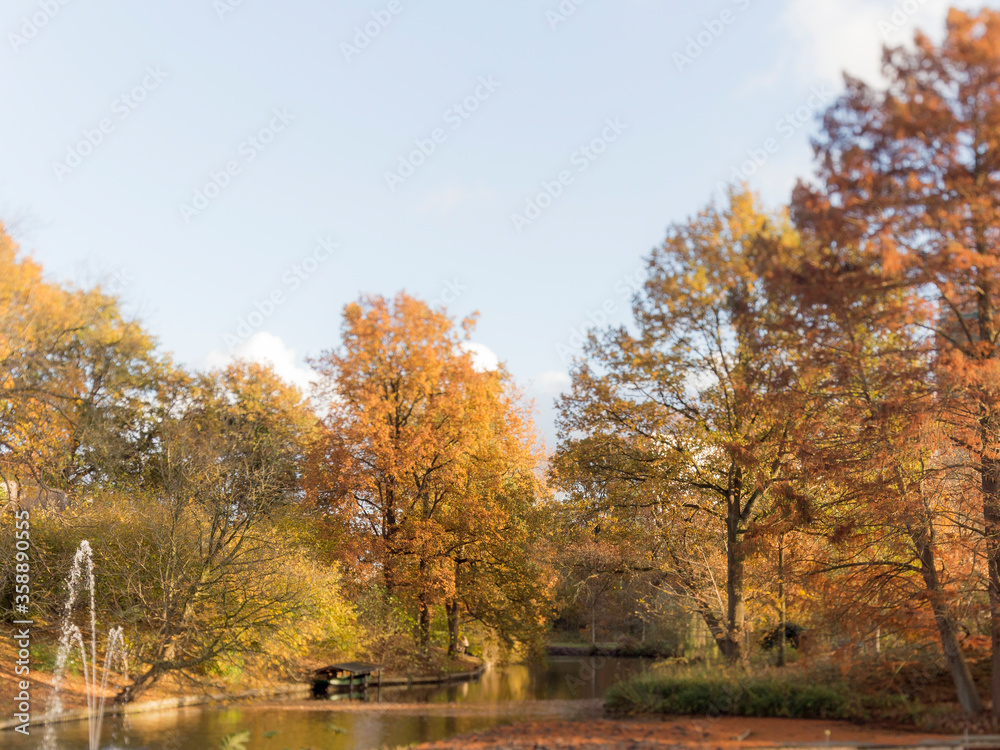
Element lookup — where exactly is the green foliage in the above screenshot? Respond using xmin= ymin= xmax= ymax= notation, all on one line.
xmin=354 ymin=586 xmax=419 ymax=669
xmin=204 ymin=653 xmax=246 ymax=682
xmin=217 ymin=731 xmax=250 ymax=750
xmin=14 ymin=496 xmax=356 ymax=698
xmin=29 ymin=640 xmax=63 ymax=673
xmin=605 ymin=664 xmax=904 ymax=721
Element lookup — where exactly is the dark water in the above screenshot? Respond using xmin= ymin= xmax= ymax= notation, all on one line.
xmin=383 ymin=653 xmax=643 ymax=703
xmin=25 ymin=656 xmax=650 ymax=750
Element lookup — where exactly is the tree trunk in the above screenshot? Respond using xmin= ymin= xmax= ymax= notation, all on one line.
xmin=663 ymin=556 xmax=740 ymax=660
xmin=446 ymin=599 xmax=460 ymax=656
xmin=693 ymin=601 xmax=738 ymax=661
xmin=983 ymin=451 xmax=1000 ymax=719
xmin=115 ymin=666 xmax=160 ymax=704
xmin=777 ymin=533 xmax=786 ymax=668
xmin=911 ymin=524 xmax=984 ymax=714
xmin=418 ymin=557 xmax=431 ymax=650
xmin=383 ymin=486 xmax=398 ymax=597
xmin=447 ymin=553 xmax=465 ymax=657
xmin=978 ymin=275 xmax=1000 ymax=719
xmin=591 ymin=599 xmax=597 ymax=645
xmin=725 ymin=502 xmax=746 ymax=664
xmin=932 ymin=602 xmax=984 ymax=715
xmin=383 ymin=564 xmax=394 ymax=597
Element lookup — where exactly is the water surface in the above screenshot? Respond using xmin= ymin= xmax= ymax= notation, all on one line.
xmin=29 ymin=656 xmax=650 ymax=750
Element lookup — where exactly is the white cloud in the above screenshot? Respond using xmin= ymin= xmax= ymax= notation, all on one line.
xmin=205 ymin=332 xmax=317 ymax=394
xmin=461 ymin=341 xmax=501 ymax=372
xmin=777 ymin=0 xmax=977 ymax=88
xmin=730 ymin=0 xmax=988 ymax=200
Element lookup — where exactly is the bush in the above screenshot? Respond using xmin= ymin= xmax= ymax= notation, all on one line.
xmin=605 ymin=664 xmax=902 ymax=721
xmin=353 ymin=587 xmax=421 ymax=672
xmin=5 ymin=497 xmax=357 ymax=697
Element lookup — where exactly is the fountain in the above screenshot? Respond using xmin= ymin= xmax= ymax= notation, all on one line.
xmin=44 ymin=540 xmax=128 ymax=750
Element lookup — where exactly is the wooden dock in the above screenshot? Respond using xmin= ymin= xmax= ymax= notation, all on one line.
xmin=311 ymin=662 xmax=382 ymax=698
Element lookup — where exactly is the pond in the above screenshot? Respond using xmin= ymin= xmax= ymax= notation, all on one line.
xmin=27 ymin=656 xmax=651 ymax=750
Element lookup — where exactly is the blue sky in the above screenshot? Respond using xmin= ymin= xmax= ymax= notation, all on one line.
xmin=0 ymin=0 xmax=988 ymax=448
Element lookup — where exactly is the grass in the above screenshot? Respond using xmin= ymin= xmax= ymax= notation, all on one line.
xmin=29 ymin=639 xmax=64 ymax=673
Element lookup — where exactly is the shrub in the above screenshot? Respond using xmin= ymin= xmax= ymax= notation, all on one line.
xmin=9 ymin=497 xmax=357 ymax=697
xmin=605 ymin=665 xmax=901 ymax=721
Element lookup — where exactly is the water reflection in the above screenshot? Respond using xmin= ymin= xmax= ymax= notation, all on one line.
xmin=26 ymin=657 xmax=651 ymax=750
xmin=380 ymin=655 xmax=647 ymax=703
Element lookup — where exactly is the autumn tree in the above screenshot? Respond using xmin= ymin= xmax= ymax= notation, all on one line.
xmin=439 ymin=383 xmax=554 ymax=655
xmin=553 ymin=192 xmax=813 ymax=662
xmin=109 ymin=361 xmax=326 ymax=701
xmin=0 ymin=231 xmax=350 ymax=700
xmin=791 ymin=7 xmax=1000 ymax=714
xmin=549 ymin=517 xmax=665 ymax=647
xmin=307 ymin=293 xmax=550 ymax=651
xmin=0 ymin=226 xmax=159 ymax=497
xmin=778 ymin=275 xmax=983 ymax=711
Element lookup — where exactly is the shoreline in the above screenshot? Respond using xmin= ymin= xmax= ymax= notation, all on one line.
xmin=545 ymin=644 xmax=675 ymax=659
xmin=0 ymin=665 xmax=487 ymax=732
xmin=10 ymin=666 xmax=1000 ymax=749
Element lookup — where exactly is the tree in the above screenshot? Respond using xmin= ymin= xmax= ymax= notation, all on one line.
xmin=553 ymin=192 xmax=811 ymax=662
xmin=441 ymin=393 xmax=554 ymax=654
xmin=0 ymin=232 xmax=350 ymax=701
xmin=0 ymin=226 xmax=158 ymax=496
xmin=308 ymin=292 xmax=551 ymax=651
xmin=781 ymin=284 xmax=983 ymax=712
xmin=792 ymin=8 xmax=1000 ymax=714
xmin=109 ymin=362 xmax=324 ymax=701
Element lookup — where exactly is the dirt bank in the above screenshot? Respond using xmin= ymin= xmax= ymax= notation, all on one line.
xmin=411 ymin=717 xmax=965 ymax=749
xmin=0 ymin=635 xmax=485 ymax=731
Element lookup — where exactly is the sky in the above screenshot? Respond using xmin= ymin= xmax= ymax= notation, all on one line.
xmin=0 ymin=0 xmax=991 ymax=449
